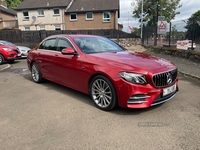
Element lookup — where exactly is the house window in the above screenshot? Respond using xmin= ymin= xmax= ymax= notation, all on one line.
xmin=70 ymin=13 xmax=77 ymax=21
xmin=103 ymin=12 xmax=110 ymax=22
xmin=38 ymin=9 xmax=44 ymax=16
xmin=23 ymin=11 xmax=29 ymax=20
xmin=53 ymin=9 xmax=60 ymax=15
xmin=40 ymin=26 xmax=45 ymax=30
xmin=24 ymin=27 xmax=30 ymax=31
xmin=86 ymin=12 xmax=93 ymax=20
xmin=55 ymin=25 xmax=61 ymax=30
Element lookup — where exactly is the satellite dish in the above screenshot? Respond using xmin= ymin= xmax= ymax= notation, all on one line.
xmin=32 ymin=16 xmax=36 ymax=21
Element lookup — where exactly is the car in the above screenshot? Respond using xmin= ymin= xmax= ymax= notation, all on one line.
xmin=27 ymin=34 xmax=178 ymax=111
xmin=176 ymin=40 xmax=196 ymax=50
xmin=0 ymin=41 xmax=19 ymax=65
xmin=16 ymin=46 xmax=31 ymax=58
xmin=0 ymin=40 xmax=31 ymax=58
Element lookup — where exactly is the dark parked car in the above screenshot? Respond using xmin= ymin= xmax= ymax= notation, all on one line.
xmin=27 ymin=34 xmax=178 ymax=111
xmin=0 ymin=41 xmax=19 ymax=64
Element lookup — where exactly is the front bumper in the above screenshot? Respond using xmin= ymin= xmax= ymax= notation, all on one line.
xmin=115 ymin=78 xmax=178 ymax=108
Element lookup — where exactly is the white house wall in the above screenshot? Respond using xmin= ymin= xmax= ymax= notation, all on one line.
xmin=17 ymin=9 xmax=65 ymax=31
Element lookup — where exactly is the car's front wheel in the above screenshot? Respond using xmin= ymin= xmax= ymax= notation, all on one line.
xmin=90 ymin=75 xmax=118 ymax=111
xmin=31 ymin=62 xmax=43 ymax=83
xmin=0 ymin=54 xmax=5 ymax=65
xmin=7 ymin=60 xmax=15 ymax=64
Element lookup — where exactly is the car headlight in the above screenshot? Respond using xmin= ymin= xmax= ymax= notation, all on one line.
xmin=119 ymin=72 xmax=147 ymax=84
xmin=2 ymin=48 xmax=12 ymax=51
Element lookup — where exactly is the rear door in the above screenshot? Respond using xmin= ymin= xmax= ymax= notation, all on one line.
xmin=36 ymin=38 xmax=57 ymax=80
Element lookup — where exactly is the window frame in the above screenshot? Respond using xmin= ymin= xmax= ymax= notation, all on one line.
xmin=70 ymin=13 xmax=77 ymax=21
xmin=103 ymin=11 xmax=111 ymax=22
xmin=86 ymin=12 xmax=93 ymax=20
xmin=24 ymin=26 xmax=30 ymax=31
xmin=53 ymin=8 xmax=60 ymax=15
xmin=39 ymin=26 xmax=45 ymax=31
xmin=23 ymin=10 xmax=29 ymax=20
xmin=55 ymin=25 xmax=61 ymax=30
xmin=38 ymin=9 xmax=44 ymax=16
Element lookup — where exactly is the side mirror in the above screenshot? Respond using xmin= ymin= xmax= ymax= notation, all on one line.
xmin=61 ymin=47 xmax=75 ymax=55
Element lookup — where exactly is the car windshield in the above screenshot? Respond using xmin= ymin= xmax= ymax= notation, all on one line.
xmin=0 ymin=41 xmax=16 ymax=46
xmin=74 ymin=37 xmax=124 ymax=54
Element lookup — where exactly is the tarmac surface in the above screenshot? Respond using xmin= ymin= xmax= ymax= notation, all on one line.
xmin=0 ymin=49 xmax=200 ymax=82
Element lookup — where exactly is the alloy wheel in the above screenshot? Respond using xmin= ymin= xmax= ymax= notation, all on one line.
xmin=91 ymin=78 xmax=113 ymax=108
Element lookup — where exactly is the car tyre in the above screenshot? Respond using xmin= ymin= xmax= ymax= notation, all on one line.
xmin=31 ymin=62 xmax=43 ymax=83
xmin=90 ymin=75 xmax=118 ymax=111
xmin=0 ymin=54 xmax=5 ymax=65
xmin=7 ymin=60 xmax=15 ymax=64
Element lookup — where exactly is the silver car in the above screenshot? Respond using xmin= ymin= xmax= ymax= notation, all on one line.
xmin=16 ymin=46 xmax=31 ymax=58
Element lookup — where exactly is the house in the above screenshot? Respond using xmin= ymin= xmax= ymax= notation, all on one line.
xmin=64 ymin=0 xmax=120 ymax=30
xmin=15 ymin=0 xmax=71 ymax=31
xmin=0 ymin=0 xmax=17 ymax=29
xmin=15 ymin=0 xmax=121 ymax=31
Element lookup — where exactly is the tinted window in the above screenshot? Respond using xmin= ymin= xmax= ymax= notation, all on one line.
xmin=57 ymin=39 xmax=72 ymax=51
xmin=39 ymin=39 xmax=57 ymax=51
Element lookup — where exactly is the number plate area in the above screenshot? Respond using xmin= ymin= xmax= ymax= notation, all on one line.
xmin=163 ymin=84 xmax=176 ymax=96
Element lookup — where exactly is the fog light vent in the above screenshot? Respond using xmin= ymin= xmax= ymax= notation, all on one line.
xmin=128 ymin=94 xmax=150 ymax=104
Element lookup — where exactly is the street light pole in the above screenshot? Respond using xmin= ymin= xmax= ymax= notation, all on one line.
xmin=154 ymin=0 xmax=159 ymax=46
xmin=141 ymin=0 xmax=144 ymax=39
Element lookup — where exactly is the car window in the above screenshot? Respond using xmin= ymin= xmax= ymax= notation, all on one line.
xmin=74 ymin=37 xmax=124 ymax=54
xmin=57 ymin=38 xmax=72 ymax=52
xmin=0 ymin=41 xmax=16 ymax=46
xmin=39 ymin=38 xmax=57 ymax=51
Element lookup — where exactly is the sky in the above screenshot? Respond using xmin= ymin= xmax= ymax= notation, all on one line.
xmin=118 ymin=0 xmax=200 ymax=33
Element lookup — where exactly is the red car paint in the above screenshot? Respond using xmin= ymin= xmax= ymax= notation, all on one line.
xmin=0 ymin=45 xmax=18 ymax=64
xmin=27 ymin=34 xmax=178 ymax=109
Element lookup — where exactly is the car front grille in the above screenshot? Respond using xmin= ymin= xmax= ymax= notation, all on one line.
xmin=152 ymin=69 xmax=177 ymax=87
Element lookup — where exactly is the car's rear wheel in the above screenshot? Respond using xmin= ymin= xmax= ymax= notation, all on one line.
xmin=0 ymin=54 xmax=5 ymax=65
xmin=31 ymin=62 xmax=43 ymax=83
xmin=90 ymin=75 xmax=117 ymax=111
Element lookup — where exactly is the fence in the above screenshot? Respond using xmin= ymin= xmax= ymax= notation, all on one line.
xmin=0 ymin=29 xmax=140 ymax=44
xmin=142 ymin=18 xmax=200 ymax=50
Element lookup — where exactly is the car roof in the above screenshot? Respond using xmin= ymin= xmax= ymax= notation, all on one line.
xmin=46 ymin=34 xmax=103 ymax=39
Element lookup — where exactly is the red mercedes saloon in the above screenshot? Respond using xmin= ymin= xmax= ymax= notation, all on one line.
xmin=27 ymin=34 xmax=178 ymax=111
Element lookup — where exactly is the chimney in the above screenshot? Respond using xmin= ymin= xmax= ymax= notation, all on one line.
xmin=0 ymin=0 xmax=7 ymax=8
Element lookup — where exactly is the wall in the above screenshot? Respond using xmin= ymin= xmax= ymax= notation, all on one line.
xmin=65 ymin=11 xmax=117 ymax=30
xmin=17 ymin=9 xmax=65 ymax=31
xmin=0 ymin=12 xmax=17 ymax=29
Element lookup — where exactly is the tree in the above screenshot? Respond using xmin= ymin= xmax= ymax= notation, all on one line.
xmin=132 ymin=27 xmax=140 ymax=36
xmin=185 ymin=10 xmax=200 ymax=42
xmin=5 ymin=0 xmax=23 ymax=8
xmin=132 ymin=0 xmax=182 ymax=45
